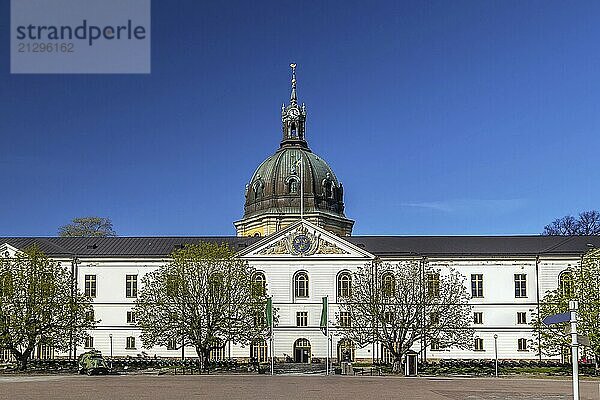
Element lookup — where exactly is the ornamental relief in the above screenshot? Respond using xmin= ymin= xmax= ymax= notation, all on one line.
xmin=256 ymin=226 xmax=349 ymax=256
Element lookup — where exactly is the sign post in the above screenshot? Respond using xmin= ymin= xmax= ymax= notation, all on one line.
xmin=543 ymin=303 xmax=579 ymax=400
xmin=569 ymin=300 xmax=579 ymax=400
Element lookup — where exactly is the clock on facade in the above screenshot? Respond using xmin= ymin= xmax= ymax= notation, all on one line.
xmin=288 ymin=108 xmax=300 ymax=118
xmin=292 ymin=234 xmax=311 ymax=254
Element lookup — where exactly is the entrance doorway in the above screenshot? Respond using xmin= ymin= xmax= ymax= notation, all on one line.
xmin=293 ymin=338 xmax=311 ymax=363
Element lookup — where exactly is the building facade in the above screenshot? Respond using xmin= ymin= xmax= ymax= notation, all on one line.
xmin=1 ymin=66 xmax=597 ymax=364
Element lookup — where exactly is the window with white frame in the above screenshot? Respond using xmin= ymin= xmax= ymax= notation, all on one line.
xmin=167 ymin=338 xmax=177 ymax=350
xmin=337 ymin=271 xmax=352 ymax=299
xmin=518 ymin=338 xmax=528 ymax=351
xmin=252 ymin=272 xmax=266 ymax=297
xmin=427 ymin=272 xmax=440 ymax=298
xmin=474 ymin=338 xmax=484 ymax=351
xmin=84 ymin=336 xmax=94 ymax=349
xmin=294 ymin=272 xmax=309 ymax=298
xmin=339 ymin=311 xmax=351 ymax=327
xmin=126 ymin=336 xmax=136 ymax=349
xmin=296 ymin=311 xmax=308 ymax=327
xmin=127 ymin=310 xmax=137 ymax=324
xmin=517 ymin=312 xmax=527 ymax=324
xmin=473 ymin=312 xmax=483 ymax=325
xmin=250 ymin=339 xmax=268 ymax=363
xmin=84 ymin=275 xmax=96 ymax=298
xmin=126 ymin=275 xmax=138 ymax=298
xmin=471 ymin=274 xmax=483 ymax=298
xmin=514 ymin=274 xmax=527 ymax=298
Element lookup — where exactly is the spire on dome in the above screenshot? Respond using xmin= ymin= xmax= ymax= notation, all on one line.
xmin=290 ymin=63 xmax=298 ymax=105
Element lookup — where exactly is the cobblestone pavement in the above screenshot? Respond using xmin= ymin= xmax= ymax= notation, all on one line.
xmin=1 ymin=374 xmax=599 ymax=400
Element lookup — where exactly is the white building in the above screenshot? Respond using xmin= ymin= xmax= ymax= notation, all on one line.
xmin=1 ymin=66 xmax=596 ymax=364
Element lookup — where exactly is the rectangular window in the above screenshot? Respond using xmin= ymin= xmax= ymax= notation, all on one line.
xmin=517 ymin=312 xmax=527 ymax=324
xmin=339 ymin=311 xmax=351 ymax=327
xmin=84 ymin=336 xmax=94 ymax=349
xmin=84 ymin=275 xmax=96 ymax=298
xmin=430 ymin=312 xmax=440 ymax=326
xmin=85 ymin=310 xmax=95 ymax=322
xmin=474 ymin=338 xmax=484 ymax=351
xmin=126 ymin=336 xmax=136 ymax=349
xmin=384 ymin=311 xmax=393 ymax=324
xmin=126 ymin=275 xmax=138 ymax=298
xmin=471 ymin=274 xmax=483 ymax=298
xmin=473 ymin=312 xmax=483 ymax=325
xmin=518 ymin=338 xmax=528 ymax=351
xmin=167 ymin=338 xmax=177 ymax=350
xmin=296 ymin=311 xmax=308 ymax=327
xmin=427 ymin=273 xmax=440 ymax=297
xmin=127 ymin=311 xmax=137 ymax=324
xmin=514 ymin=274 xmax=527 ymax=298
xmin=430 ymin=339 xmax=441 ymax=351
xmin=254 ymin=310 xmax=265 ymax=328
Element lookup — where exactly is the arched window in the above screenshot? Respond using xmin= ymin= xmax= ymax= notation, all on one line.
xmin=559 ymin=270 xmax=574 ymax=298
xmin=250 ymin=339 xmax=268 ymax=363
xmin=252 ymin=272 xmax=266 ymax=297
xmin=382 ymin=272 xmax=395 ymax=297
xmin=288 ymin=178 xmax=298 ymax=194
xmin=337 ymin=271 xmax=352 ymax=298
xmin=294 ymin=271 xmax=309 ymax=298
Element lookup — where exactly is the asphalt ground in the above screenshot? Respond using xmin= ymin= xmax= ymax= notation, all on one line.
xmin=1 ymin=374 xmax=599 ymax=400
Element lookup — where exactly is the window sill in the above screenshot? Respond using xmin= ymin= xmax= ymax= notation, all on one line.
xmin=473 ymin=350 xmax=485 ymax=352
xmin=125 ymin=347 xmax=136 ymax=350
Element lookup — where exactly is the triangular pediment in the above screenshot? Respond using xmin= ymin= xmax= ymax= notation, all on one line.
xmin=0 ymin=243 xmax=21 ymax=258
xmin=237 ymin=220 xmax=374 ymax=260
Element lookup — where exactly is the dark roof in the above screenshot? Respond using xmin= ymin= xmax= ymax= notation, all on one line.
xmin=346 ymin=235 xmax=600 ymax=256
xmin=2 ymin=235 xmax=600 ymax=258
xmin=0 ymin=237 xmax=261 ymax=257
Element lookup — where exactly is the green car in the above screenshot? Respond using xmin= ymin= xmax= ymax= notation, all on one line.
xmin=78 ymin=350 xmax=110 ymax=375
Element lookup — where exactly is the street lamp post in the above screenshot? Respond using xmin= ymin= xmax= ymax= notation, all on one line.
xmin=109 ymin=334 xmax=113 ymax=358
xmin=493 ymin=334 xmax=498 ymax=377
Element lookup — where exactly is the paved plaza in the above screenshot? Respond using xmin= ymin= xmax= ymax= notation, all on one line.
xmin=1 ymin=374 xmax=599 ymax=400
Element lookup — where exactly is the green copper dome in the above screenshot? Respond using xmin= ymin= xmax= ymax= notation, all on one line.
xmin=243 ymin=146 xmax=346 ymax=219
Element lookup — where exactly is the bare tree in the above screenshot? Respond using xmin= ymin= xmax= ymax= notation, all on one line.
xmin=134 ymin=243 xmax=271 ymax=369
xmin=543 ymin=211 xmax=600 ymax=235
xmin=59 ymin=217 xmax=116 ymax=237
xmin=338 ymin=259 xmax=473 ymax=373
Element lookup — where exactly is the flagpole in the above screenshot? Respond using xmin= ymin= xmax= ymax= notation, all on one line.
xmin=270 ymin=297 xmax=274 ymax=376
xmin=326 ymin=295 xmax=329 ymax=376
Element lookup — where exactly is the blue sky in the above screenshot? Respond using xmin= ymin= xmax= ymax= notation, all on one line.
xmin=1 ymin=0 xmax=599 ymax=236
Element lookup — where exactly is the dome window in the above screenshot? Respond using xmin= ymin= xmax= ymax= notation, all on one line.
xmin=286 ymin=176 xmax=299 ymax=194
xmin=252 ymin=178 xmax=264 ymax=200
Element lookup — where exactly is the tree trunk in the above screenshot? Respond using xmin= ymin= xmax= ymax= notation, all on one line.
xmin=16 ymin=348 xmax=33 ymax=371
xmin=392 ymin=356 xmax=403 ymax=374
xmin=195 ymin=346 xmax=210 ymax=371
